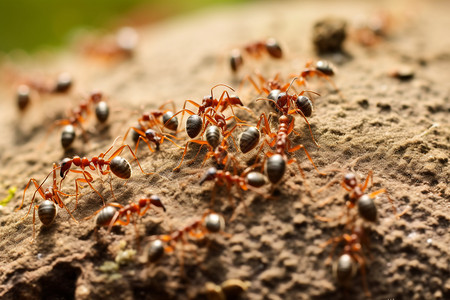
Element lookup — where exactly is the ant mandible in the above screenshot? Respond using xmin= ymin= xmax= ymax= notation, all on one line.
xmin=16 ymin=163 xmax=78 ymax=240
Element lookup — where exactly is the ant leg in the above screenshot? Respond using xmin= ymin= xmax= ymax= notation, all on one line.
xmin=160 ymin=134 xmax=183 ymax=148
xmin=69 ymin=169 xmax=104 ymax=206
xmin=287 ymin=108 xmax=320 ymax=148
xmin=32 ymin=204 xmax=39 ymax=241
xmin=174 ymin=140 xmax=209 ymax=171
xmin=288 ymin=144 xmax=325 ymax=175
xmin=18 ymin=178 xmax=43 ymax=214
xmin=368 ymin=188 xmax=400 ymax=218
xmin=54 ymin=192 xmax=78 ymax=223
xmin=361 ymin=170 xmax=374 ymax=192
xmin=135 ymin=136 xmax=155 ymax=156
xmin=353 ymin=253 xmax=371 ymax=298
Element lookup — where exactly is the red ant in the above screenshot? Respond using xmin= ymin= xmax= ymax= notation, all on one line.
xmin=251 ymin=111 xmax=325 ymax=185
xmin=88 ymin=195 xmax=166 ymax=243
xmin=321 ymin=225 xmax=372 ymax=297
xmin=122 ymin=102 xmax=182 ymax=154
xmin=255 ymin=77 xmax=321 ymax=147
xmin=81 ymin=27 xmax=138 ymax=61
xmin=230 ymin=38 xmax=283 ymax=72
xmin=15 ymin=72 xmax=73 ymax=111
xmin=59 ymin=137 xmax=153 ymax=208
xmin=44 ymin=91 xmax=108 ymax=149
xmin=315 ymin=171 xmax=406 ymax=224
xmin=16 ymin=163 xmax=78 ymax=240
xmin=292 ymin=60 xmax=339 ymax=93
xmin=199 ymin=165 xmax=268 ymax=218
xmin=164 ymin=84 xmax=250 ymax=140
xmin=173 ymin=123 xmax=245 ymax=171
xmin=146 ymin=210 xmax=229 ymax=263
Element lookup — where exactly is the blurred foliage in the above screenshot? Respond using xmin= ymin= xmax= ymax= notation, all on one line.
xmin=0 ymin=0 xmax=248 ymax=53
xmin=0 ymin=187 xmax=17 ymax=206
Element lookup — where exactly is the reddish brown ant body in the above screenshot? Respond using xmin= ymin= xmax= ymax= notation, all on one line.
xmin=146 ymin=210 xmax=228 ymax=262
xmin=46 ymin=91 xmax=108 ymax=149
xmin=230 ymin=38 xmax=283 ymax=72
xmin=321 ymin=225 xmax=372 ymax=297
xmin=252 ymin=111 xmax=324 ymax=185
xmin=16 ymin=163 xmax=78 ymax=239
xmin=15 ymin=72 xmax=73 ymax=111
xmin=81 ymin=26 xmax=138 ymax=61
xmin=316 ymin=171 xmax=405 ymax=224
xmin=165 ymin=84 xmax=249 ymax=139
xmin=59 ymin=137 xmax=152 ymax=207
xmin=293 ymin=60 xmax=339 ymax=92
xmin=89 ymin=196 xmax=166 ymax=242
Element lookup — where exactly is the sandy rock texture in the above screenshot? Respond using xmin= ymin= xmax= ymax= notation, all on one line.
xmin=0 ymin=0 xmax=448 ymax=299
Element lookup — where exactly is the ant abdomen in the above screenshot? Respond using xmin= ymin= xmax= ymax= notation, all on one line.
xmin=95 ymin=101 xmax=110 ymax=123
xmin=17 ymin=85 xmax=31 ymax=111
xmin=148 ymin=239 xmax=165 ymax=262
xmin=95 ymin=206 xmax=118 ymax=227
xmin=315 ymin=60 xmax=335 ymax=76
xmin=265 ymin=38 xmax=283 ymax=58
xmin=110 ymin=156 xmax=132 ymax=179
xmin=61 ymin=125 xmax=76 ymax=149
xmin=204 ymin=213 xmax=225 ymax=233
xmin=334 ymin=253 xmax=356 ymax=285
xmin=296 ymin=96 xmax=313 ymax=117
xmin=162 ymin=111 xmax=179 ymax=131
xmin=239 ymin=127 xmax=260 ymax=153
xmin=38 ymin=200 xmax=57 ymax=226
xmin=206 ymin=126 xmax=221 ymax=149
xmin=266 ymin=154 xmax=286 ymax=184
xmin=358 ymin=195 xmax=377 ymax=222
xmin=186 ymin=115 xmax=202 ymax=138
xmin=245 ymin=171 xmax=266 ymax=188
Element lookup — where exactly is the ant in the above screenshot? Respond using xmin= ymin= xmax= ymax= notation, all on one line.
xmin=251 ymin=111 xmax=324 ymax=185
xmin=59 ymin=137 xmax=153 ymax=208
xmin=292 ymin=60 xmax=340 ymax=93
xmin=16 ymin=163 xmax=78 ymax=240
xmin=45 ymin=91 xmax=109 ymax=149
xmin=81 ymin=27 xmax=138 ymax=61
xmin=173 ymin=123 xmax=244 ymax=171
xmin=199 ymin=165 xmax=268 ymax=214
xmin=88 ymin=195 xmax=166 ymax=244
xmin=230 ymin=38 xmax=283 ymax=72
xmin=15 ymin=72 xmax=73 ymax=112
xmin=321 ymin=225 xmax=372 ymax=297
xmin=146 ymin=210 xmax=229 ymax=263
xmin=164 ymin=84 xmax=250 ymax=140
xmin=315 ymin=171 xmax=406 ymax=225
xmin=255 ymin=77 xmax=321 ymax=147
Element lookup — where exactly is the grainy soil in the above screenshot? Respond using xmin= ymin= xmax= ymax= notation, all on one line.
xmin=0 ymin=1 xmax=449 ymax=300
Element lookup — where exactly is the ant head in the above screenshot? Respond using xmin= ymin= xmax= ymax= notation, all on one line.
xmin=145 ymin=129 xmax=156 ymax=139
xmin=344 ymin=173 xmax=357 ymax=188
xmin=150 ymin=195 xmax=166 ymax=212
xmin=60 ymin=158 xmax=72 ymax=178
xmin=90 ymin=91 xmax=103 ymax=103
xmin=199 ymin=167 xmax=217 ymax=185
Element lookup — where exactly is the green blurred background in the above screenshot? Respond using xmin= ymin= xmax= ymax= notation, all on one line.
xmin=0 ymin=0 xmax=248 ymax=53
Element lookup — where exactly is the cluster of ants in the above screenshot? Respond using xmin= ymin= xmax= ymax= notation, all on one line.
xmin=13 ymin=37 xmax=403 ymax=298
